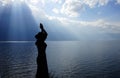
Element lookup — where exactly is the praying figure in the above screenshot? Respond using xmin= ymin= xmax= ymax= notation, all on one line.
xmin=35 ymin=23 xmax=49 ymax=78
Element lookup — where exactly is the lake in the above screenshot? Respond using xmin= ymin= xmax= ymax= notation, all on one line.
xmin=0 ymin=41 xmax=120 ymax=78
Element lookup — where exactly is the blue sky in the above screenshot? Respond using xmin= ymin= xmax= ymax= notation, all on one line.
xmin=0 ymin=0 xmax=120 ymax=41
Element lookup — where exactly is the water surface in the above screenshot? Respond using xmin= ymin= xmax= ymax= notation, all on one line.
xmin=0 ymin=41 xmax=120 ymax=78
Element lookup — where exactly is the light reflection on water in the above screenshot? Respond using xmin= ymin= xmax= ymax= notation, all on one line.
xmin=0 ymin=41 xmax=120 ymax=78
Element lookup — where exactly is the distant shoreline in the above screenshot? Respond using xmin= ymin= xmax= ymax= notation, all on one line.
xmin=0 ymin=40 xmax=120 ymax=44
xmin=0 ymin=41 xmax=35 ymax=43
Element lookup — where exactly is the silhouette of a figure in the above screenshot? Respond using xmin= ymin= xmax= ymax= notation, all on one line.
xmin=35 ymin=23 xmax=49 ymax=78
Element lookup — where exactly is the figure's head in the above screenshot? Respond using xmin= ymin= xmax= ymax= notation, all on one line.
xmin=40 ymin=23 xmax=43 ymax=29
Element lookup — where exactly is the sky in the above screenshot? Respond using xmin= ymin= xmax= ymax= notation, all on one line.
xmin=0 ymin=0 xmax=120 ymax=41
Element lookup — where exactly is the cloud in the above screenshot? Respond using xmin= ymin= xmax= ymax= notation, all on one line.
xmin=60 ymin=0 xmax=110 ymax=17
xmin=0 ymin=0 xmax=119 ymax=17
xmin=0 ymin=0 xmax=46 ymax=7
xmin=117 ymin=0 xmax=120 ymax=4
xmin=0 ymin=0 xmax=27 ymax=6
xmin=1 ymin=0 xmax=119 ymax=34
xmin=28 ymin=4 xmax=120 ymax=34
xmin=25 ymin=0 xmax=45 ymax=7
xmin=26 ymin=4 xmax=48 ymax=25
xmin=51 ymin=0 xmax=62 ymax=4
xmin=52 ymin=8 xmax=59 ymax=14
xmin=48 ymin=16 xmax=120 ymax=33
xmin=61 ymin=0 xmax=85 ymax=17
xmin=83 ymin=0 xmax=109 ymax=8
xmin=79 ymin=20 xmax=120 ymax=33
xmin=0 ymin=0 xmax=12 ymax=6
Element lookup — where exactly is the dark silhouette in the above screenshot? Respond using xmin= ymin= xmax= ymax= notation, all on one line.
xmin=35 ymin=23 xmax=49 ymax=78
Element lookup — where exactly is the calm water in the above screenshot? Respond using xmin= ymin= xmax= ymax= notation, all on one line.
xmin=0 ymin=41 xmax=120 ymax=78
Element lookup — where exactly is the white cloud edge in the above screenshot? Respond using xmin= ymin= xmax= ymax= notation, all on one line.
xmin=42 ymin=12 xmax=120 ymax=33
